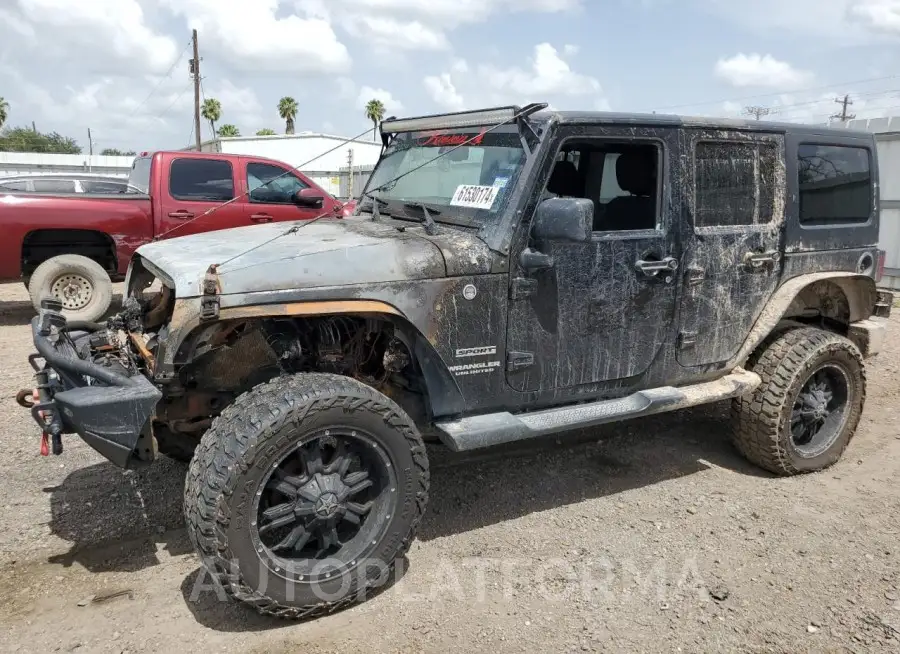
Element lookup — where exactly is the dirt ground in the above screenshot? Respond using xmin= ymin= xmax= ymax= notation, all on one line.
xmin=0 ymin=282 xmax=899 ymax=654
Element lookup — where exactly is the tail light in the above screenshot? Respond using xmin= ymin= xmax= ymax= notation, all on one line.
xmin=876 ymin=249 xmax=886 ymax=283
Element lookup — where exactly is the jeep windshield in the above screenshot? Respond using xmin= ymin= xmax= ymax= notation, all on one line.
xmin=360 ymin=125 xmax=526 ymax=225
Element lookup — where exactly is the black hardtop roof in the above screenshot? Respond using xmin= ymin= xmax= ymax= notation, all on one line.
xmin=534 ymin=110 xmax=873 ymax=139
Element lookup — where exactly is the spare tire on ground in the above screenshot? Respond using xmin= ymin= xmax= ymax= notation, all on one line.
xmin=27 ymin=254 xmax=113 ymax=322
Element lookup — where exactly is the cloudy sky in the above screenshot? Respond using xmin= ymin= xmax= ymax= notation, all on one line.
xmin=1 ymin=0 xmax=900 ymax=152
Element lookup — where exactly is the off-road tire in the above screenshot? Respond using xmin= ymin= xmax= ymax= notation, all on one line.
xmin=28 ymin=254 xmax=113 ymax=322
xmin=183 ymin=373 xmax=429 ymax=619
xmin=153 ymin=424 xmax=199 ymax=463
xmin=731 ymin=327 xmax=866 ymax=476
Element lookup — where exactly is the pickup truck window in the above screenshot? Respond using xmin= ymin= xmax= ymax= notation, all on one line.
xmin=32 ymin=179 xmax=77 ymax=193
xmin=169 ymin=158 xmax=235 ymax=202
xmin=129 ymin=157 xmax=151 ymax=193
xmin=247 ymin=162 xmax=309 ymax=204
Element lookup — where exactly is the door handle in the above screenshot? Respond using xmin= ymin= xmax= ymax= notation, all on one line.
xmin=167 ymin=210 xmax=195 ymax=219
xmin=250 ymin=213 xmax=273 ymax=224
xmin=635 ymin=256 xmax=678 ymax=280
xmin=743 ymin=250 xmax=780 ymax=270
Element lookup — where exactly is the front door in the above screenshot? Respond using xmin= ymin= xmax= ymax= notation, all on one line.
xmin=243 ymin=160 xmax=332 ymax=225
xmin=506 ymin=125 xmax=681 ymax=393
xmin=675 ymin=130 xmax=786 ymax=367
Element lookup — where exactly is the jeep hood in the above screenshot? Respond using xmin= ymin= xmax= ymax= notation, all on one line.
xmin=135 ymin=217 xmax=491 ymax=298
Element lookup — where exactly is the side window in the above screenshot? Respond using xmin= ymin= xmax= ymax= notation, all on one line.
xmin=695 ymin=141 xmax=777 ymax=228
xmin=798 ymin=144 xmax=871 ymax=225
xmin=544 ymin=141 xmax=659 ymax=231
xmin=169 ymin=158 xmax=235 ymax=201
xmin=247 ymin=162 xmax=308 ymax=204
xmin=0 ymin=180 xmax=29 ymax=192
xmin=82 ymin=180 xmax=130 ymax=194
xmin=31 ymin=179 xmax=76 ymax=193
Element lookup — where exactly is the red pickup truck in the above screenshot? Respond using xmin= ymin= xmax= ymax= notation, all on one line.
xmin=0 ymin=150 xmax=349 ymax=321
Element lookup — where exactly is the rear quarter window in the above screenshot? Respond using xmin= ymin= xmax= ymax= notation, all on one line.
xmin=798 ymin=144 xmax=872 ymax=225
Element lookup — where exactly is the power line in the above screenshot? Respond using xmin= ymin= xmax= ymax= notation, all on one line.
xmin=831 ymin=94 xmax=856 ymax=122
xmin=129 ymin=38 xmax=193 ymax=119
xmin=744 ymin=105 xmax=772 ymax=120
xmin=655 ymin=73 xmax=900 ymax=113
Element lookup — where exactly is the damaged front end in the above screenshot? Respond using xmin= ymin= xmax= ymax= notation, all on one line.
xmin=21 ymin=297 xmax=162 ymax=468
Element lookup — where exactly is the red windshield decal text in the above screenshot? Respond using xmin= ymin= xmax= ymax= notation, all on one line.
xmin=417 ymin=129 xmax=486 ymax=147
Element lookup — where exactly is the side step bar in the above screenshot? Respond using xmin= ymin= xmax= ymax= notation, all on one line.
xmin=435 ymin=368 xmax=761 ymax=452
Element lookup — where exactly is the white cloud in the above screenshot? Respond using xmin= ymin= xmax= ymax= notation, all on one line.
xmin=341 ymin=16 xmax=450 ymax=50
xmin=421 ymin=43 xmax=604 ymax=112
xmin=849 ymin=0 xmax=900 ymax=33
xmin=714 ymin=53 xmax=812 ymax=89
xmin=424 ymin=74 xmax=465 ymax=110
xmin=203 ymin=80 xmax=266 ymax=135
xmin=159 ymin=0 xmax=351 ymax=74
xmin=357 ymin=86 xmax=404 ymax=113
xmin=563 ymin=43 xmax=580 ymax=56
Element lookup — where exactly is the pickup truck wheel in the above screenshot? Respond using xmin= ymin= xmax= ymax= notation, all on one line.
xmin=28 ymin=254 xmax=113 ymax=322
xmin=731 ymin=327 xmax=866 ymax=476
xmin=184 ymin=373 xmax=429 ymax=619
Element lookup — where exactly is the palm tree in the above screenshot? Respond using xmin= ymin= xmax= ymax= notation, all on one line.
xmin=0 ymin=97 xmax=9 ymax=130
xmin=278 ymin=97 xmax=298 ymax=134
xmin=256 ymin=128 xmax=276 ymax=136
xmin=200 ymin=98 xmax=222 ymax=140
xmin=217 ymin=124 xmax=240 ymax=137
xmin=364 ymin=99 xmax=386 ymax=142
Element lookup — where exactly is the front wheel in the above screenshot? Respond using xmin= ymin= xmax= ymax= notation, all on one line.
xmin=731 ymin=327 xmax=866 ymax=476
xmin=184 ymin=373 xmax=429 ymax=618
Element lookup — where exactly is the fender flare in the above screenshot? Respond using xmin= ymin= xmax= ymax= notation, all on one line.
xmin=728 ymin=272 xmax=877 ymax=368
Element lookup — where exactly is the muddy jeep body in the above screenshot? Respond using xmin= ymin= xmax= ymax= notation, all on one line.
xmin=23 ymin=105 xmax=894 ymax=616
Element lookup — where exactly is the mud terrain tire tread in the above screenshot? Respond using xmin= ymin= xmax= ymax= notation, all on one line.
xmin=731 ymin=327 xmax=866 ymax=476
xmin=183 ymin=373 xmax=429 ymax=619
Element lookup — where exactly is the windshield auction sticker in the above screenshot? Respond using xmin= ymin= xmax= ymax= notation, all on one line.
xmin=450 ymin=184 xmax=500 ymax=210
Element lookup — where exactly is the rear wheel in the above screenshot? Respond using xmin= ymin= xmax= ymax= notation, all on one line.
xmin=28 ymin=254 xmax=113 ymax=322
xmin=731 ymin=327 xmax=866 ymax=476
xmin=184 ymin=373 xmax=429 ymax=618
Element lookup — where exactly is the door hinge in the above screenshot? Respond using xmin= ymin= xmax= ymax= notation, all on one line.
xmin=509 ymin=277 xmax=537 ymax=300
xmin=506 ymin=351 xmax=534 ymax=371
xmin=200 ymin=264 xmax=221 ymax=322
xmin=678 ymin=331 xmax=698 ymax=349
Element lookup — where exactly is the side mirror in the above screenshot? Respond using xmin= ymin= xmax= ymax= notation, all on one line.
xmin=294 ymin=188 xmax=324 ymax=208
xmin=532 ymin=197 xmax=593 ymax=243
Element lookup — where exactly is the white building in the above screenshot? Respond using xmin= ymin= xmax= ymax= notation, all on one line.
xmin=843 ymin=116 xmax=900 ymax=290
xmin=187 ymin=132 xmax=383 ymax=197
xmin=0 ymin=152 xmax=134 ymax=178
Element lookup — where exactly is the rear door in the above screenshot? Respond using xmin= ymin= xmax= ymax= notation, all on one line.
xmin=676 ymin=130 xmax=786 ymax=367
xmin=155 ymin=156 xmax=246 ymax=238
xmin=242 ymin=159 xmax=335 ymax=224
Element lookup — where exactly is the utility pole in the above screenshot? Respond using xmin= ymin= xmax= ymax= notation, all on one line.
xmin=190 ymin=29 xmax=202 ymax=150
xmin=743 ymin=105 xmax=772 ymax=121
xmin=346 ymin=148 xmax=354 ymax=197
xmin=87 ymin=128 xmax=92 ymax=171
xmin=831 ymin=94 xmax=856 ymax=123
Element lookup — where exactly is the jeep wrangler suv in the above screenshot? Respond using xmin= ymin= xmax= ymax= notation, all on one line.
xmin=21 ymin=103 xmax=894 ymax=618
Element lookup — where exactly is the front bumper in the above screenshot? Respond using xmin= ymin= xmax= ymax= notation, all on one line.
xmin=24 ymin=301 xmax=161 ymax=468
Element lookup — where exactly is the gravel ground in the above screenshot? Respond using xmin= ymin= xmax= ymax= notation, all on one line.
xmin=1 ymin=281 xmax=899 ymax=653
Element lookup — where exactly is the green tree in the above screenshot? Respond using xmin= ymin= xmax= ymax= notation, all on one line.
xmin=0 ymin=126 xmax=81 ymax=153
xmin=278 ymin=96 xmax=298 ymax=134
xmin=100 ymin=148 xmax=136 ymax=156
xmin=217 ymin=124 xmax=240 ymax=137
xmin=0 ymin=97 xmax=8 ymax=130
xmin=364 ymin=98 xmax=386 ymax=142
xmin=256 ymin=128 xmax=276 ymax=136
xmin=200 ymin=97 xmax=222 ymax=139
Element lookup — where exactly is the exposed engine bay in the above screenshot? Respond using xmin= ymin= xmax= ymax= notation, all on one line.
xmin=22 ymin=274 xmax=427 ymax=468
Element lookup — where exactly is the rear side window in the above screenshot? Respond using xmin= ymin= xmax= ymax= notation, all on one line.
xmin=798 ymin=144 xmax=871 ymax=225
xmin=695 ymin=141 xmax=777 ymax=228
xmin=169 ymin=158 xmax=234 ymax=201
xmin=31 ymin=179 xmax=76 ymax=193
